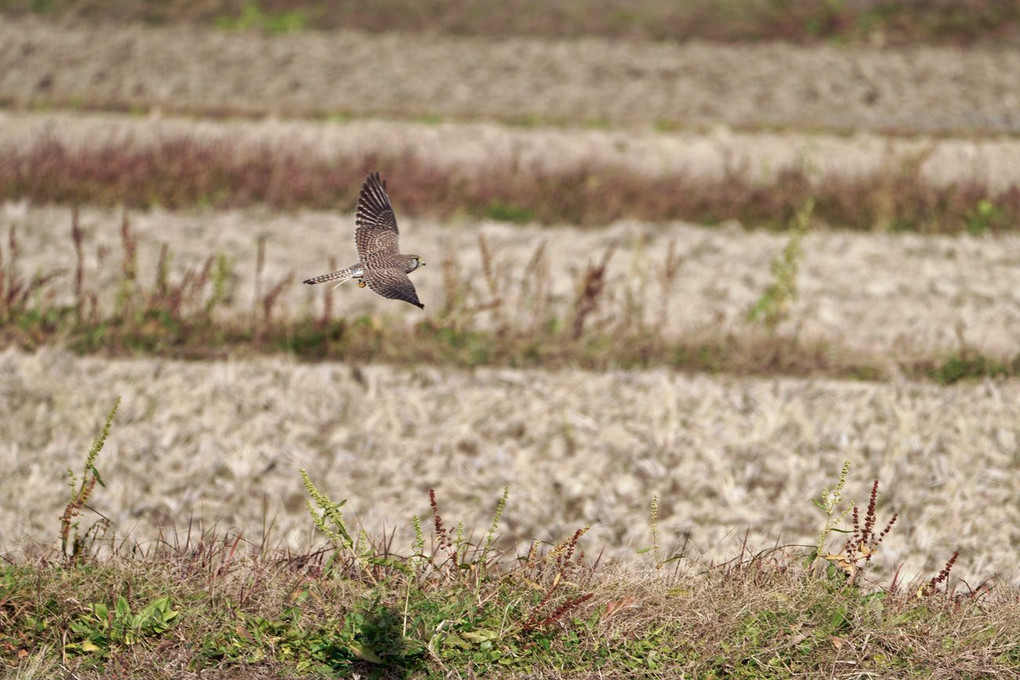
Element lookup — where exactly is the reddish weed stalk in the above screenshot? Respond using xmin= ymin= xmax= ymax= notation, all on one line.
xmin=918 ymin=552 xmax=960 ymax=599
xmin=0 ymin=225 xmax=64 ymax=319
xmin=520 ymin=526 xmax=593 ymax=632
xmin=841 ymin=480 xmax=898 ymax=583
xmin=571 ymin=245 xmax=615 ymax=339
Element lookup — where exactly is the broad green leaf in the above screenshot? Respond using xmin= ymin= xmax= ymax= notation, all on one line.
xmin=462 ymin=629 xmax=498 ymax=643
xmin=349 ymin=641 xmax=383 ymax=664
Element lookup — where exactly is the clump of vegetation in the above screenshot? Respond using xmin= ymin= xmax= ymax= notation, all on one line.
xmin=816 ymin=477 xmax=898 ymax=585
xmin=748 ymin=197 xmax=812 ymax=332
xmin=213 ymin=0 xmax=305 ymax=33
xmin=809 ymin=461 xmax=971 ymax=604
xmin=925 ymin=324 xmax=1020 ymax=385
xmin=2 ymin=418 xmax=1017 ymax=677
xmin=59 ymin=398 xmax=119 ymax=564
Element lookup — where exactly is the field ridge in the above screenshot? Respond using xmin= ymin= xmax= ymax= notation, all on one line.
xmin=4 ymin=16 xmax=1020 ymax=133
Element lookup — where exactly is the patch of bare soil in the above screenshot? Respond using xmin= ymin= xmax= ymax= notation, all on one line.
xmin=4 ymin=204 xmax=1018 ymax=359
xmin=1 ymin=347 xmax=1017 ymax=587
xmin=3 ymin=17 xmax=1020 ymax=133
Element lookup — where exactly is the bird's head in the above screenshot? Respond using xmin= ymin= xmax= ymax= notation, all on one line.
xmin=405 ymin=255 xmax=426 ymax=274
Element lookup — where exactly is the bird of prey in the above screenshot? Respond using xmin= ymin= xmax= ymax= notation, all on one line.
xmin=303 ymin=172 xmax=425 ymax=309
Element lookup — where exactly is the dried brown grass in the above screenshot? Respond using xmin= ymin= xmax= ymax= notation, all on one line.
xmin=4 ymin=136 xmax=1020 ymax=234
xmin=599 ymin=558 xmax=1020 ymax=679
xmin=4 ymin=0 xmax=1020 ymax=47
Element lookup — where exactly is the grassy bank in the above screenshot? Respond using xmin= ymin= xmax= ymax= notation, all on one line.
xmin=7 ymin=529 xmax=1015 ymax=679
xmin=3 ymin=0 xmax=1020 ymax=47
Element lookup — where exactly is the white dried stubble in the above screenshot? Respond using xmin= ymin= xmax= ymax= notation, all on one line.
xmin=2 ymin=348 xmax=1018 ymax=585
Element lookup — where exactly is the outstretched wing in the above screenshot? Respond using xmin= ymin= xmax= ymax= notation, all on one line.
xmin=364 ymin=267 xmax=424 ymax=309
xmin=354 ymin=172 xmax=400 ymax=262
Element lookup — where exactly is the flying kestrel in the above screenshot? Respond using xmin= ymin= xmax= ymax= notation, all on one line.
xmin=303 ymin=172 xmax=425 ymax=309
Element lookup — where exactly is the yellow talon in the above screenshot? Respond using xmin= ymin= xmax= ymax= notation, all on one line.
xmin=357 ymin=279 xmax=367 ymax=288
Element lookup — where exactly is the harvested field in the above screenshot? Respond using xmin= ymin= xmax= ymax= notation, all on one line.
xmin=3 ymin=202 xmax=1019 ymax=588
xmin=10 ymin=111 xmax=1020 ymax=239
xmin=7 ymin=110 xmax=1020 ymax=192
xmin=2 ymin=347 xmax=1019 ymax=588
xmin=6 ymin=0 xmax=1020 ymax=47
xmin=3 ymin=17 xmax=1020 ymax=133
xmin=4 ymin=204 xmax=1020 ymax=360
xmin=2 ymin=8 xmax=1020 ymax=677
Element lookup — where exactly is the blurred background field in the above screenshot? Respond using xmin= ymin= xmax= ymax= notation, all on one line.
xmin=1 ymin=0 xmax=1019 ymax=591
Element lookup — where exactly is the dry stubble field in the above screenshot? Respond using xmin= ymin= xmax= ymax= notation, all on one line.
xmin=4 ymin=15 xmax=1020 ymax=133
xmin=1 ymin=17 xmax=1019 ymax=591
xmin=3 ymin=347 xmax=1020 ymax=587
xmin=2 ymin=202 xmax=1019 ymax=586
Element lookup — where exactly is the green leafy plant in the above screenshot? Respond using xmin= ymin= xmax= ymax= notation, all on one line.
xmin=59 ymin=397 xmax=119 ymax=563
xmin=485 ymin=200 xmax=534 ymax=224
xmin=808 ymin=459 xmax=854 ymax=570
xmin=748 ymin=197 xmax=813 ymax=331
xmin=67 ymin=595 xmax=178 ymax=658
xmin=343 ymin=599 xmax=426 ymax=668
xmin=966 ymin=198 xmax=1004 ymax=236
xmin=214 ymin=1 xmax=306 ymax=33
xmin=929 ymin=352 xmax=1012 ymax=385
xmin=299 ymin=468 xmax=354 ymax=551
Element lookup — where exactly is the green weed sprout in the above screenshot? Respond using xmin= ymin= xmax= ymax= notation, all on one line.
xmin=481 ymin=486 xmax=510 ymax=563
xmin=299 ymin=469 xmax=353 ymax=550
xmin=60 ymin=397 xmax=120 ymax=562
xmin=748 ymin=197 xmax=814 ymax=331
xmin=649 ymin=495 xmax=661 ymax=566
xmin=809 ymin=459 xmax=853 ymax=568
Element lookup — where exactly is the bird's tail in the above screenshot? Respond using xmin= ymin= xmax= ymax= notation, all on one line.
xmin=303 ymin=267 xmax=356 ymax=287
